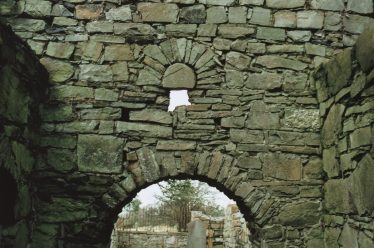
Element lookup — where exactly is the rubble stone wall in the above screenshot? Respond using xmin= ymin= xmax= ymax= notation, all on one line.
xmin=0 ymin=24 xmax=48 ymax=247
xmin=314 ymin=21 xmax=374 ymax=248
xmin=113 ymin=231 xmax=187 ymax=248
xmin=0 ymin=0 xmax=373 ymax=247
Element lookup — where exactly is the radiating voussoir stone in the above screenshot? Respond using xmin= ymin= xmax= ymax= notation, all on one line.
xmin=162 ymin=63 xmax=196 ymax=89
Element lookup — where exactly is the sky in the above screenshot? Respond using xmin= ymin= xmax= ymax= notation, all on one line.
xmin=168 ymin=90 xmax=191 ymax=111
xmin=136 ymin=180 xmax=235 ymax=208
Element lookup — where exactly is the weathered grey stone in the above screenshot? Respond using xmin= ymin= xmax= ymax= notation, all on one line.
xmin=53 ymin=17 xmax=78 ymax=27
xmin=324 ymin=179 xmax=353 ymax=213
xmin=162 ymin=63 xmax=196 ymax=89
xmin=321 ymin=104 xmax=345 ymax=147
xmin=8 ymin=18 xmax=46 ymax=32
xmin=247 ymin=42 xmax=266 ymax=54
xmin=338 ymin=223 xmax=359 ymax=248
xmin=95 ymin=88 xmax=118 ymax=102
xmin=47 ymin=148 xmax=76 ymax=172
xmin=250 ymin=7 xmax=271 ymax=26
xmin=116 ymin=122 xmax=172 ymax=138
xmin=218 ymin=24 xmax=256 ymax=38
xmin=197 ymin=24 xmax=217 ymax=37
xmin=343 ymin=15 xmax=372 ymax=34
xmin=27 ymin=40 xmax=45 ymax=55
xmin=274 ymin=11 xmax=297 ymax=28
xmin=40 ymin=58 xmax=74 ymax=83
xmin=137 ymin=147 xmax=160 ymax=183
xmin=297 ymin=11 xmax=324 ymax=29
xmin=50 ymin=85 xmax=94 ymax=100
xmin=51 ymin=4 xmax=73 ymax=17
xmin=247 ymin=109 xmax=280 ymax=129
xmin=130 ymin=109 xmax=172 ymax=124
xmin=207 ymin=6 xmax=227 ymax=24
xmin=0 ymin=0 xmax=24 ymax=16
xmin=256 ymin=27 xmax=286 ymax=41
xmin=25 ymin=0 xmax=52 ymax=17
xmin=267 ymin=44 xmax=304 ymax=53
xmin=229 ymin=7 xmax=247 ymax=24
xmin=156 ymin=140 xmax=196 ymax=150
xmin=86 ymin=21 xmax=113 ymax=33
xmin=263 ymin=153 xmax=302 ymax=181
xmin=256 ymin=55 xmax=308 ymax=71
xmin=311 ymin=0 xmax=344 ymax=11
xmin=166 ymin=24 xmax=197 ymax=37
xmin=284 ymin=108 xmax=320 ymax=131
xmin=347 ymin=0 xmax=373 ymax=14
xmin=104 ymin=45 xmax=134 ymax=61
xmin=355 ymin=20 xmax=374 ymax=72
xmin=277 ymin=201 xmax=320 ymax=226
xmin=350 ymin=126 xmax=372 ymax=149
xmin=325 ymin=49 xmax=352 ymax=96
xmin=46 ymin=42 xmax=75 ymax=59
xmin=204 ymin=0 xmax=235 ymax=5
xmin=41 ymin=105 xmax=74 ymax=122
xmin=77 ymin=135 xmax=124 ymax=173
xmin=226 ymin=52 xmax=252 ymax=70
xmin=11 ymin=142 xmax=34 ymax=174
xmin=325 ymin=12 xmax=342 ymax=31
xmin=230 ymin=129 xmax=264 ymax=143
xmin=323 ymin=147 xmax=339 ymax=178
xmin=38 ymin=197 xmax=89 ymax=222
xmin=138 ymin=3 xmax=178 ymax=23
xmin=180 ymin=5 xmax=206 ymax=24
xmin=266 ymin=0 xmax=305 ymax=8
xmin=245 ymin=72 xmax=282 ymax=90
xmin=287 ymin=30 xmax=312 ymax=42
xmin=106 ymin=5 xmax=132 ymax=21
xmin=75 ymin=4 xmax=103 ymax=20
xmin=82 ymin=41 xmax=103 ymax=62
xmin=79 ymin=108 xmax=121 ymax=120
xmin=136 ymin=68 xmax=162 ymax=86
xmin=79 ymin=64 xmax=113 ymax=82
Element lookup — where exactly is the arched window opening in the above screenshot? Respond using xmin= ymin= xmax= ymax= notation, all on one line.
xmin=110 ymin=179 xmax=252 ymax=248
xmin=0 ymin=168 xmax=17 ymax=227
xmin=168 ymin=90 xmax=191 ymax=112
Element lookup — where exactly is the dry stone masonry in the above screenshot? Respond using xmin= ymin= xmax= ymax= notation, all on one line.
xmin=0 ymin=0 xmax=373 ymax=247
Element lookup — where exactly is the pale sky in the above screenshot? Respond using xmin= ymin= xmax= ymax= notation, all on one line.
xmin=168 ymin=90 xmax=191 ymax=111
xmin=136 ymin=180 xmax=235 ymax=208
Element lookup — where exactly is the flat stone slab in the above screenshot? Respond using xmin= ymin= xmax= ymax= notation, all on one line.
xmin=162 ymin=63 xmax=196 ymax=89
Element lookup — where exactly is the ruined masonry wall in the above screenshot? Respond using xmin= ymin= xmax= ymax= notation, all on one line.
xmin=0 ymin=0 xmax=373 ymax=247
xmin=0 ymin=24 xmax=48 ymax=247
xmin=314 ymin=21 xmax=374 ymax=248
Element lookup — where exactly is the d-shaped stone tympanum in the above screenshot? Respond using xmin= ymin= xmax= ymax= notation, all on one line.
xmin=162 ymin=63 xmax=196 ymax=89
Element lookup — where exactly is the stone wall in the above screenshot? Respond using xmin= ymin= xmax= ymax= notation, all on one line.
xmin=191 ymin=211 xmax=225 ymax=247
xmin=314 ymin=21 xmax=374 ymax=248
xmin=0 ymin=0 xmax=373 ymax=247
xmin=0 ymin=23 xmax=48 ymax=247
xmin=223 ymin=204 xmax=251 ymax=248
xmin=113 ymin=231 xmax=187 ymax=248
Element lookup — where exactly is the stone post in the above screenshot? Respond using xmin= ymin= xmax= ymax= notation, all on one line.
xmin=187 ymin=220 xmax=206 ymax=248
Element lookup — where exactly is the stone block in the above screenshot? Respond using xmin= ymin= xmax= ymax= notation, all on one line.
xmin=162 ymin=63 xmax=196 ymax=88
xmin=156 ymin=140 xmax=196 ymax=150
xmin=46 ymin=42 xmax=75 ymax=59
xmin=266 ymin=0 xmax=305 ymax=8
xmin=256 ymin=55 xmax=307 ymax=71
xmin=104 ymin=45 xmax=134 ymax=61
xmin=229 ymin=7 xmax=247 ymax=24
xmin=79 ymin=108 xmax=121 ymax=120
xmin=8 ymin=18 xmax=47 ymax=32
xmin=321 ymin=104 xmax=345 ymax=147
xmin=138 ymin=3 xmax=178 ymax=23
xmin=204 ymin=0 xmax=235 ymax=5
xmin=95 ymin=88 xmax=118 ymax=102
xmin=105 ymin=5 xmax=132 ymax=21
xmin=287 ymin=30 xmax=312 ymax=42
xmin=274 ymin=11 xmax=297 ymax=28
xmin=322 ymin=147 xmax=339 ymax=178
xmin=47 ymin=148 xmax=76 ymax=172
xmin=263 ymin=153 xmax=302 ymax=181
xmin=297 ymin=11 xmax=324 ymax=29
xmin=343 ymin=14 xmax=372 ymax=34
xmin=25 ymin=0 xmax=52 ymax=17
xmin=129 ymin=109 xmax=172 ymax=124
xmin=324 ymin=179 xmax=353 ymax=213
xmin=116 ymin=122 xmax=173 ymax=138
xmin=197 ymin=24 xmax=217 ymax=37
xmin=230 ymin=129 xmax=264 ymax=143
xmin=277 ymin=201 xmax=320 ymax=226
xmin=325 ymin=49 xmax=352 ymax=95
xmin=283 ymin=108 xmax=320 ymax=131
xmin=245 ymin=72 xmax=282 ymax=90
xmin=347 ymin=0 xmax=373 ymax=14
xmin=226 ymin=51 xmax=252 ymax=70
xmin=180 ymin=5 xmax=206 ymax=24
xmin=79 ymin=64 xmax=113 ymax=82
xmin=256 ymin=27 xmax=286 ymax=41
xmin=86 ymin=21 xmax=113 ymax=33
xmin=218 ymin=24 xmax=255 ymax=38
xmin=355 ymin=20 xmax=374 ymax=72
xmin=77 ymin=134 xmax=124 ymax=173
xmin=75 ymin=4 xmax=103 ymax=20
xmin=50 ymin=85 xmax=94 ymax=100
xmin=207 ymin=7 xmax=227 ymax=23
xmin=250 ymin=7 xmax=272 ymax=26
xmin=40 ymin=58 xmax=74 ymax=83
xmin=311 ymin=0 xmax=344 ymax=11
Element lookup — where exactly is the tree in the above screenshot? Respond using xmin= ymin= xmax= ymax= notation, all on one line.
xmin=156 ymin=180 xmax=224 ymax=231
xmin=123 ymin=198 xmax=141 ymax=213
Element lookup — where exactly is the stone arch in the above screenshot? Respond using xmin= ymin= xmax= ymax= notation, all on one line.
xmin=97 ymin=148 xmax=281 ymax=247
